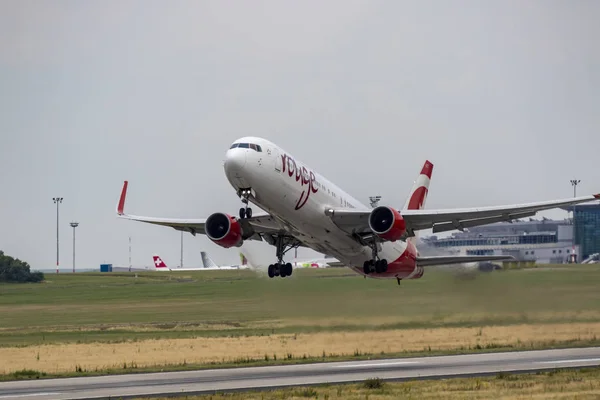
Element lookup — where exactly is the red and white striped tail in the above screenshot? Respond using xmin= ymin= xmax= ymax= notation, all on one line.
xmin=404 ymin=160 xmax=433 ymax=242
xmin=404 ymin=160 xmax=433 ymax=211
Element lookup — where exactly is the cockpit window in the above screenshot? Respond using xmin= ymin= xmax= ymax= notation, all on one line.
xmin=229 ymin=143 xmax=263 ymax=152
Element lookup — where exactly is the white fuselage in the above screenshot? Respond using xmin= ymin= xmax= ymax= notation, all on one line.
xmin=223 ymin=137 xmax=421 ymax=279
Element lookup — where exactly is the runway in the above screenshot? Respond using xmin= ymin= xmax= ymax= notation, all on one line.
xmin=1 ymin=347 xmax=599 ymax=400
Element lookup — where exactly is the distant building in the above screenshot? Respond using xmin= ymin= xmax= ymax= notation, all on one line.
xmin=562 ymin=202 xmax=600 ymax=262
xmin=422 ymin=218 xmax=577 ymax=264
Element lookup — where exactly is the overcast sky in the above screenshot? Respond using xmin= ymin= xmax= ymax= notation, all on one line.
xmin=1 ymin=0 xmax=599 ymax=270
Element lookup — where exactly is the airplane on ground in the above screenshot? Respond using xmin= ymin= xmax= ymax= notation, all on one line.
xmin=200 ymin=251 xmax=250 ymax=270
xmin=152 ymin=255 xmax=209 ymax=271
xmin=154 ymin=253 xmax=249 ymax=271
xmin=201 ymin=249 xmax=338 ymax=270
xmin=241 ymin=251 xmax=343 ymax=269
xmin=290 ymin=254 xmax=343 ymax=268
xmin=293 ymin=258 xmax=334 ymax=268
xmin=117 ymin=137 xmax=599 ymax=285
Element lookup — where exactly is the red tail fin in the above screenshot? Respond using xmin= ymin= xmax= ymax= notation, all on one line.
xmin=153 ymin=255 xmax=168 ymax=269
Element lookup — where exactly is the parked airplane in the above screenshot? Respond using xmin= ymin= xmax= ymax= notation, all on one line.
xmin=241 ymin=251 xmax=343 ymax=269
xmin=200 ymin=251 xmax=250 ymax=269
xmin=293 ymin=258 xmax=333 ymax=268
xmin=291 ymin=254 xmax=342 ymax=268
xmin=118 ymin=137 xmax=599 ymax=284
xmin=154 ymin=253 xmax=249 ymax=271
xmin=152 ymin=255 xmax=209 ymax=271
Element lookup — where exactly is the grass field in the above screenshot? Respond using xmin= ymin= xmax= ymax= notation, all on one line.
xmin=1 ymin=265 xmax=599 ymax=376
xmin=135 ymin=367 xmax=600 ymax=399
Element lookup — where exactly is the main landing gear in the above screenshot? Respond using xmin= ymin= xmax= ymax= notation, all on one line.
xmin=238 ymin=189 xmax=253 ymax=219
xmin=268 ymin=262 xmax=293 ymax=278
xmin=267 ymin=235 xmax=296 ymax=279
xmin=363 ymin=259 xmax=388 ymax=274
xmin=362 ymin=242 xmax=388 ymax=275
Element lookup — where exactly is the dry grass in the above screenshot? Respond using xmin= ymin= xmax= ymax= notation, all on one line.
xmin=137 ymin=367 xmax=600 ymax=399
xmin=1 ymin=322 xmax=598 ymax=374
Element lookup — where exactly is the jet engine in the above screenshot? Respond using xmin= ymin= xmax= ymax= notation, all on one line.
xmin=205 ymin=212 xmax=243 ymax=248
xmin=368 ymin=206 xmax=406 ymax=242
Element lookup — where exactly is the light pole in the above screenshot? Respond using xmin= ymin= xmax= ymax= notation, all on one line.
xmin=70 ymin=222 xmax=79 ymax=273
xmin=180 ymin=230 xmax=184 ymax=268
xmin=52 ymin=197 xmax=63 ymax=273
xmin=570 ymin=179 xmax=580 ymax=263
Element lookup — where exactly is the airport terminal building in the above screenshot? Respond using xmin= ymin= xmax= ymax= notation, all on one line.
xmin=422 ymin=201 xmax=600 ymax=264
xmin=563 ymin=202 xmax=600 ymax=263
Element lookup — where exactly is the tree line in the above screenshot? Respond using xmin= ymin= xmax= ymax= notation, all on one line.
xmin=0 ymin=251 xmax=44 ymax=283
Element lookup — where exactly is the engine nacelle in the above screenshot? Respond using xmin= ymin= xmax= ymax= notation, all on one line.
xmin=205 ymin=212 xmax=243 ymax=248
xmin=368 ymin=206 xmax=406 ymax=242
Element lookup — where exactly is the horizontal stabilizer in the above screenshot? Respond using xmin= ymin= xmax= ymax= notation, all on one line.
xmin=416 ymin=255 xmax=515 ymax=267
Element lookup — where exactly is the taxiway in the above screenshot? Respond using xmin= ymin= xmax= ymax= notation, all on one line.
xmin=1 ymin=347 xmax=599 ymax=399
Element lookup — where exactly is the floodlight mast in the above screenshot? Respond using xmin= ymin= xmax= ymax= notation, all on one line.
xmin=52 ymin=197 xmax=63 ymax=273
xmin=70 ymin=222 xmax=79 ymax=273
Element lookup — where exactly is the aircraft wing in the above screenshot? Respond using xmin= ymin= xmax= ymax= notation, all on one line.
xmin=116 ymin=181 xmax=281 ymax=241
xmin=416 ymin=255 xmax=514 ymax=267
xmin=326 ymin=193 xmax=600 ymax=238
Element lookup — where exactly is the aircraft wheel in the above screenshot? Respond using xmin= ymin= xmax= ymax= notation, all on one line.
xmin=268 ymin=264 xmax=275 ymax=278
xmin=239 ymin=207 xmax=246 ymax=219
xmin=285 ymin=262 xmax=293 ymax=276
xmin=363 ymin=261 xmax=371 ymax=274
xmin=280 ymin=263 xmax=287 ymax=278
xmin=380 ymin=259 xmax=388 ymax=272
xmin=375 ymin=260 xmax=382 ymax=274
xmin=246 ymin=207 xmax=252 ymax=218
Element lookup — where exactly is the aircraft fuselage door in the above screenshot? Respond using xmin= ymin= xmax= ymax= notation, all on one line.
xmin=273 ymin=147 xmax=282 ymax=173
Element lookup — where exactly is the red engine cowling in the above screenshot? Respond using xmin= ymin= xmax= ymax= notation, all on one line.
xmin=205 ymin=212 xmax=243 ymax=248
xmin=368 ymin=206 xmax=406 ymax=242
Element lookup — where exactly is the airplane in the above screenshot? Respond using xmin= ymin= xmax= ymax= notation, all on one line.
xmin=293 ymin=258 xmax=334 ymax=268
xmin=201 ymin=249 xmax=337 ymax=270
xmin=241 ymin=251 xmax=343 ymax=269
xmin=117 ymin=137 xmax=599 ymax=285
xmin=291 ymin=254 xmax=343 ymax=268
xmin=152 ymin=255 xmax=210 ymax=271
xmin=200 ymin=251 xmax=251 ymax=270
xmin=153 ymin=253 xmax=249 ymax=271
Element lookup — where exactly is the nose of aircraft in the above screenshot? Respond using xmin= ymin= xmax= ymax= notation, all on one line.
xmin=224 ymin=146 xmax=247 ymax=177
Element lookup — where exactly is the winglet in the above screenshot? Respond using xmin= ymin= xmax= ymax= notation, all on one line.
xmin=117 ymin=181 xmax=128 ymax=215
